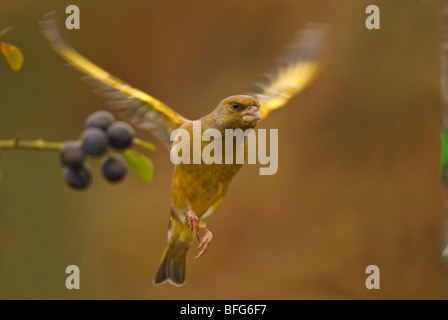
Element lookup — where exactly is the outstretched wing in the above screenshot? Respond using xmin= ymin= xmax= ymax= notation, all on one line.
xmin=249 ymin=23 xmax=328 ymax=119
xmin=40 ymin=12 xmax=189 ymax=148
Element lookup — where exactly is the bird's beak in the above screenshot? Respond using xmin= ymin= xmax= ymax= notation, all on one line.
xmin=242 ymin=106 xmax=261 ymax=123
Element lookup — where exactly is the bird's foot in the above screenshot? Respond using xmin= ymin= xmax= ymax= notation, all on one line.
xmin=187 ymin=210 xmax=200 ymax=240
xmin=195 ymin=228 xmax=213 ymax=259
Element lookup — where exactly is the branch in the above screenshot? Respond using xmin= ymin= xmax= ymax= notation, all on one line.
xmin=0 ymin=137 xmax=155 ymax=152
xmin=0 ymin=137 xmax=62 ymax=151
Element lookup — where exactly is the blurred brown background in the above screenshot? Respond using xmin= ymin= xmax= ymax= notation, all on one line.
xmin=0 ymin=0 xmax=446 ymax=299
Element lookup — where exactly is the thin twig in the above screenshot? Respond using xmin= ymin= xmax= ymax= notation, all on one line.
xmin=0 ymin=137 xmax=62 ymax=151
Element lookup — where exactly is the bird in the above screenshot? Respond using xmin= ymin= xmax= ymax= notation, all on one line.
xmin=40 ymin=12 xmax=328 ymax=286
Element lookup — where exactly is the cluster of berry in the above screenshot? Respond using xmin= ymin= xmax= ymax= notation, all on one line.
xmin=59 ymin=111 xmax=135 ymax=189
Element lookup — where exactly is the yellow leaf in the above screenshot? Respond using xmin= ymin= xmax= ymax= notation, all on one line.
xmin=1 ymin=41 xmax=24 ymax=71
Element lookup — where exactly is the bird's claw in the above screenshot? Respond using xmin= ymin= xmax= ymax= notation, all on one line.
xmin=187 ymin=210 xmax=200 ymax=240
xmin=186 ymin=210 xmax=213 ymax=258
xmin=195 ymin=229 xmax=213 ymax=259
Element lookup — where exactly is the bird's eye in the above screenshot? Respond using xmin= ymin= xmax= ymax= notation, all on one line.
xmin=232 ymin=102 xmax=240 ymax=110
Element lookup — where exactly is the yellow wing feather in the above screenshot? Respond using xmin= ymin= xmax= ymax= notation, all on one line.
xmin=251 ymin=23 xmax=328 ymax=119
xmin=40 ymin=12 xmax=189 ymax=147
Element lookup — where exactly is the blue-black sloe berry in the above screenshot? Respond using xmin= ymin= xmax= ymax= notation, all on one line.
xmin=102 ymin=154 xmax=128 ymax=183
xmin=85 ymin=110 xmax=116 ymax=131
xmin=59 ymin=141 xmax=85 ymax=169
xmin=63 ymin=164 xmax=92 ymax=190
xmin=80 ymin=127 xmax=109 ymax=156
xmin=107 ymin=121 xmax=135 ymax=150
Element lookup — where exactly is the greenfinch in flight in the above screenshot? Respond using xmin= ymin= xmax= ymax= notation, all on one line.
xmin=40 ymin=12 xmax=328 ymax=286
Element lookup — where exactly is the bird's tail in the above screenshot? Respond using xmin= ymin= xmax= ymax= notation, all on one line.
xmin=153 ymin=246 xmax=187 ymax=286
xmin=153 ymin=218 xmax=194 ymax=286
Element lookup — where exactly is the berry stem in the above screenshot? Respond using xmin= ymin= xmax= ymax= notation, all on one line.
xmin=132 ymin=137 xmax=156 ymax=151
xmin=0 ymin=137 xmax=63 ymax=151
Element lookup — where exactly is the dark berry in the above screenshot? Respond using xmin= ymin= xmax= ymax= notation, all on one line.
xmin=80 ymin=127 xmax=109 ymax=156
xmin=107 ymin=121 xmax=135 ymax=150
xmin=59 ymin=141 xmax=85 ymax=169
xmin=63 ymin=164 xmax=92 ymax=190
xmin=85 ymin=110 xmax=115 ymax=131
xmin=101 ymin=154 xmax=128 ymax=183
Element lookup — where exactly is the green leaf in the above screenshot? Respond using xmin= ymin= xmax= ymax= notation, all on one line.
xmin=124 ymin=149 xmax=154 ymax=183
xmin=132 ymin=137 xmax=156 ymax=152
xmin=441 ymin=131 xmax=448 ymax=166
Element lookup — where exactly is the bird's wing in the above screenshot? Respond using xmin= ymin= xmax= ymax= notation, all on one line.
xmin=249 ymin=23 xmax=328 ymax=119
xmin=39 ymin=12 xmax=189 ymax=148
